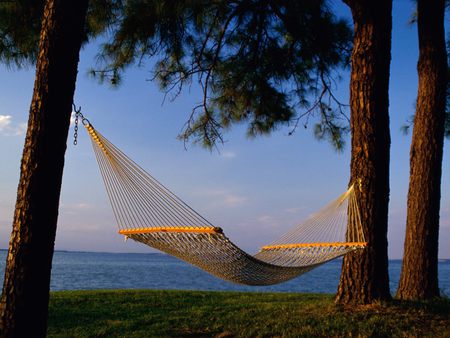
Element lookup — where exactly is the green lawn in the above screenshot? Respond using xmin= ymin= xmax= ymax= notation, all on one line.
xmin=48 ymin=290 xmax=450 ymax=337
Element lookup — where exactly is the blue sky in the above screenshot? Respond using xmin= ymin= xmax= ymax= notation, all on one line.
xmin=0 ymin=0 xmax=449 ymax=258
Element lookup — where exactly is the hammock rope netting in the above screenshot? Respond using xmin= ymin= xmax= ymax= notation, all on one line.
xmin=85 ymin=122 xmax=367 ymax=286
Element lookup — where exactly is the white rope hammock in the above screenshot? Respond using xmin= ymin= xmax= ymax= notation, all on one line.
xmin=83 ymin=121 xmax=366 ymax=286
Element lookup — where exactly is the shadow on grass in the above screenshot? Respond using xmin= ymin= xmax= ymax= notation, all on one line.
xmin=389 ymin=297 xmax=450 ymax=315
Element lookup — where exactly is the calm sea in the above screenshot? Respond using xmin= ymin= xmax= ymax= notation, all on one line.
xmin=0 ymin=250 xmax=449 ymax=295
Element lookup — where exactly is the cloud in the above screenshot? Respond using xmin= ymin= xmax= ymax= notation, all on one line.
xmin=0 ymin=111 xmax=79 ymax=136
xmin=284 ymin=207 xmax=303 ymax=214
xmin=15 ymin=123 xmax=27 ymax=135
xmin=199 ymin=189 xmax=248 ymax=207
xmin=223 ymin=194 xmax=247 ymax=206
xmin=441 ymin=209 xmax=450 ymax=229
xmin=0 ymin=115 xmax=26 ymax=136
xmin=220 ymin=151 xmax=236 ymax=159
xmin=61 ymin=202 xmax=92 ymax=209
xmin=258 ymin=215 xmax=273 ymax=223
xmin=0 ymin=115 xmax=11 ymax=129
xmin=254 ymin=214 xmax=289 ymax=231
xmin=60 ymin=202 xmax=93 ymax=215
xmin=72 ymin=203 xmax=91 ymax=210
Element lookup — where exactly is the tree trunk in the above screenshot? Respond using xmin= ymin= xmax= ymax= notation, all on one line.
xmin=396 ymin=0 xmax=447 ymax=300
xmin=335 ymin=0 xmax=392 ymax=304
xmin=0 ymin=0 xmax=88 ymax=336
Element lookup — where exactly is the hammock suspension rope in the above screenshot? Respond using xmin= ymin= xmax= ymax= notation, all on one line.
xmin=79 ymin=116 xmax=367 ymax=286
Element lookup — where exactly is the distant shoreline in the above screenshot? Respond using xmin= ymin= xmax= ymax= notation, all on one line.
xmin=0 ymin=248 xmax=449 ymax=260
xmin=0 ymin=248 xmax=163 ymax=256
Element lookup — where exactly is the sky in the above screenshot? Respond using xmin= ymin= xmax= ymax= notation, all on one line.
xmin=0 ymin=1 xmax=449 ymax=259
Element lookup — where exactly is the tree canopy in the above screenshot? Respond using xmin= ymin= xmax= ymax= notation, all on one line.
xmin=0 ymin=0 xmax=118 ymax=67
xmin=0 ymin=0 xmax=43 ymax=66
xmin=93 ymin=0 xmax=353 ymax=149
xmin=1 ymin=1 xmax=353 ymax=149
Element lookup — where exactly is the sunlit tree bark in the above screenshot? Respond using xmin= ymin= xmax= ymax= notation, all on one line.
xmin=396 ymin=0 xmax=447 ymax=300
xmin=0 ymin=0 xmax=88 ymax=336
xmin=336 ymin=0 xmax=392 ymax=304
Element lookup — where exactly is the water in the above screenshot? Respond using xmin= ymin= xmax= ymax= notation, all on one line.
xmin=0 ymin=250 xmax=449 ymax=295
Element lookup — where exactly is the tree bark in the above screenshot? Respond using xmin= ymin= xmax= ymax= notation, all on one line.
xmin=335 ymin=0 xmax=392 ymax=304
xmin=0 ymin=0 xmax=88 ymax=336
xmin=396 ymin=0 xmax=447 ymax=300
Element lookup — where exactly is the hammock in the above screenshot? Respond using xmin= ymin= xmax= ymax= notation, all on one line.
xmin=83 ymin=122 xmax=366 ymax=286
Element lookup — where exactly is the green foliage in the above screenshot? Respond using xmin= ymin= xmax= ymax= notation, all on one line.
xmin=95 ymin=0 xmax=352 ymax=149
xmin=1 ymin=1 xmax=353 ymax=150
xmin=47 ymin=290 xmax=450 ymax=337
xmin=0 ymin=0 xmax=43 ymax=67
xmin=0 ymin=0 xmax=120 ymax=67
xmin=314 ymin=103 xmax=350 ymax=151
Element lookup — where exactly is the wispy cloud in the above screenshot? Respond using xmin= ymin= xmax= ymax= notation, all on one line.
xmin=223 ymin=194 xmax=247 ymax=206
xmin=60 ymin=202 xmax=93 ymax=215
xmin=220 ymin=151 xmax=236 ymax=159
xmin=284 ymin=207 xmax=303 ymax=214
xmin=199 ymin=189 xmax=247 ymax=207
xmin=441 ymin=209 xmax=450 ymax=229
xmin=72 ymin=203 xmax=91 ymax=210
xmin=258 ymin=215 xmax=273 ymax=223
xmin=0 ymin=115 xmax=26 ymax=136
xmin=254 ymin=214 xmax=289 ymax=232
xmin=0 ymin=115 xmax=10 ymax=130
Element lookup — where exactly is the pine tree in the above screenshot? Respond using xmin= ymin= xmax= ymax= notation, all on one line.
xmin=0 ymin=0 xmax=88 ymax=335
xmin=334 ymin=0 xmax=392 ymax=304
xmin=396 ymin=0 xmax=447 ymax=300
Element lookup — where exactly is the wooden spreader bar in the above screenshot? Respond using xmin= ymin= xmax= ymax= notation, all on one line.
xmin=119 ymin=226 xmax=223 ymax=235
xmin=261 ymin=242 xmax=368 ymax=251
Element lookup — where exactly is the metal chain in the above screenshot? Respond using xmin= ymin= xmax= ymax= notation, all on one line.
xmin=73 ymin=109 xmax=79 ymax=145
xmin=73 ymin=103 xmax=90 ymax=146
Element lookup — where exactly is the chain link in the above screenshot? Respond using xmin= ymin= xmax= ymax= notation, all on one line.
xmin=72 ymin=103 xmax=89 ymax=146
xmin=73 ymin=111 xmax=79 ymax=145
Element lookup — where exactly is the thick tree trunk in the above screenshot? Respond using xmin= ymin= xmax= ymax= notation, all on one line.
xmin=0 ymin=0 xmax=88 ymax=336
xmin=396 ymin=0 xmax=447 ymax=300
xmin=335 ymin=0 xmax=392 ymax=304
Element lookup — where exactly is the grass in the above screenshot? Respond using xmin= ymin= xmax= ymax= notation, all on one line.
xmin=48 ymin=290 xmax=450 ymax=337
